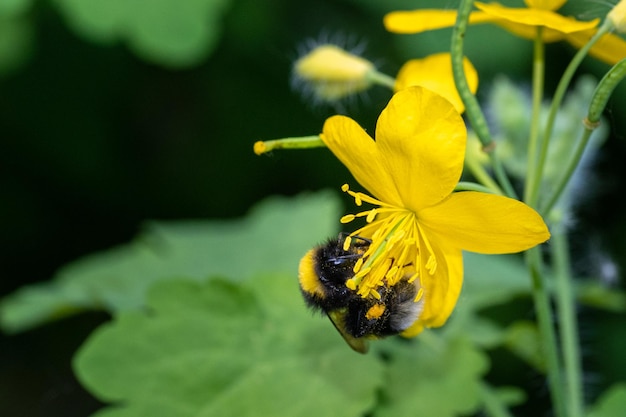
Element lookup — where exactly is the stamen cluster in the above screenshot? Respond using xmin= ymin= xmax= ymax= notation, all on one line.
xmin=340 ymin=184 xmax=430 ymax=303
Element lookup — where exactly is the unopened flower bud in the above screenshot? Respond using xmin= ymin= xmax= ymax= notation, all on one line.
xmin=292 ymin=44 xmax=375 ymax=103
xmin=608 ymin=0 xmax=626 ymax=33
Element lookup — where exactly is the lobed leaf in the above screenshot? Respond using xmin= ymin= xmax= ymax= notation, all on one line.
xmin=0 ymin=192 xmax=341 ymax=333
xmin=74 ymin=275 xmax=384 ymax=417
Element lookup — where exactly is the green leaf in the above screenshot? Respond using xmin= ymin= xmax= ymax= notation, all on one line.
xmin=375 ymin=335 xmax=489 ymax=417
xmin=1 ymin=192 xmax=342 ymax=333
xmin=504 ymin=321 xmax=545 ymax=372
xmin=0 ymin=0 xmax=32 ymax=17
xmin=463 ymin=252 xmax=531 ymax=310
xmin=0 ymin=15 xmax=34 ymax=76
xmin=74 ymin=275 xmax=385 ymax=417
xmin=52 ymin=0 xmax=232 ymax=67
xmin=587 ymin=384 xmax=626 ymax=417
xmin=576 ymin=281 xmax=626 ymax=312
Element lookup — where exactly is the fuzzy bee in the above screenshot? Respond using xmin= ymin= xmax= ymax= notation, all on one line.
xmin=298 ymin=235 xmax=422 ymax=353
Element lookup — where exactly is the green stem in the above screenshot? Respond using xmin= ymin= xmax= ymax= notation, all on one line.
xmin=479 ymin=383 xmax=514 ymax=417
xmin=451 ymin=0 xmax=517 ymax=199
xmin=525 ymin=247 xmax=566 ymax=417
xmin=455 ymin=181 xmax=499 ymax=193
xmin=254 ymin=135 xmax=324 ymax=155
xmin=524 ymin=26 xmax=545 ymax=207
xmin=367 ymin=69 xmax=396 ymax=89
xmin=540 ymin=57 xmax=626 ymax=215
xmin=539 ymin=128 xmax=593 ymax=215
xmin=532 ymin=19 xmax=614 ymax=208
xmin=552 ymin=224 xmax=584 ymax=417
xmin=464 ymin=153 xmax=504 ymax=195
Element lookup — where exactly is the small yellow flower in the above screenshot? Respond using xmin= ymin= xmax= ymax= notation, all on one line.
xmin=292 ymin=44 xmax=375 ymax=103
xmin=608 ymin=0 xmax=626 ymax=33
xmin=394 ymin=52 xmax=478 ymax=113
xmin=384 ymin=1 xmax=626 ymax=65
xmin=320 ymin=87 xmax=550 ymax=336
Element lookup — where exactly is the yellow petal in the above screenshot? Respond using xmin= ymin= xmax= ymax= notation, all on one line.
xmin=419 ymin=192 xmax=550 ymax=254
xmin=475 ymin=2 xmax=599 ymax=34
xmin=383 ymin=9 xmax=495 ymax=34
xmin=375 ymin=87 xmax=467 ymax=211
xmin=492 ymin=20 xmax=567 ymax=42
xmin=411 ymin=237 xmax=464 ymax=332
xmin=321 ymin=116 xmax=402 ymax=206
xmin=394 ymin=53 xmax=478 ymax=114
xmin=565 ymin=30 xmax=626 ymax=65
xmin=524 ymin=0 xmax=566 ymax=11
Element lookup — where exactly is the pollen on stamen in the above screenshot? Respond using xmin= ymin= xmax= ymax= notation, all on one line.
xmin=346 ymin=278 xmax=357 ymax=290
xmin=426 ymin=256 xmax=437 ymax=275
xmin=366 ymin=209 xmax=378 ymax=223
xmin=341 ymin=214 xmax=356 ymax=223
xmin=342 ymin=236 xmax=352 ymax=251
xmin=385 ymin=265 xmax=399 ymax=279
xmin=353 ymin=257 xmax=364 ymax=273
xmin=370 ymin=289 xmax=381 ymax=300
xmin=414 ymin=287 xmax=424 ymax=302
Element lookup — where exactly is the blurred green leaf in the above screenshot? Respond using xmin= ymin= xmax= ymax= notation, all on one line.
xmin=576 ymin=281 xmax=626 ymax=312
xmin=463 ymin=252 xmax=531 ymax=310
xmin=0 ymin=15 xmax=34 ymax=76
xmin=75 ymin=274 xmax=384 ymax=417
xmin=587 ymin=384 xmax=626 ymax=417
xmin=0 ymin=192 xmax=341 ymax=333
xmin=0 ymin=0 xmax=32 ymax=17
xmin=504 ymin=321 xmax=545 ymax=372
xmin=52 ymin=0 xmax=232 ymax=67
xmin=375 ymin=335 xmax=489 ymax=417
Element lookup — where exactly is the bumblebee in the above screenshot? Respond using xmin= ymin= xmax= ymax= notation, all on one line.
xmin=298 ymin=235 xmax=422 ymax=353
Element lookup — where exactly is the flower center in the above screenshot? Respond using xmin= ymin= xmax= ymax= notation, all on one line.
xmin=340 ymin=184 xmax=436 ymax=301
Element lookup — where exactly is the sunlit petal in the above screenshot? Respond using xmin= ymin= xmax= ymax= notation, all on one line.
xmin=395 ymin=53 xmax=478 ymax=114
xmin=375 ymin=87 xmax=466 ymax=211
xmin=419 ymin=192 xmax=550 ymax=253
xmin=565 ymin=30 xmax=626 ymax=65
xmin=321 ymin=116 xmax=402 ymax=206
xmin=492 ymin=20 xmax=567 ymax=42
xmin=475 ymin=2 xmax=599 ymax=33
xmin=384 ymin=9 xmax=494 ymax=34
xmin=408 ymin=237 xmax=463 ymax=333
xmin=524 ymin=0 xmax=566 ymax=11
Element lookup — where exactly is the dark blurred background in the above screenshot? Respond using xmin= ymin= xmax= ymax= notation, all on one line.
xmin=1 ymin=0 xmax=625 ymax=416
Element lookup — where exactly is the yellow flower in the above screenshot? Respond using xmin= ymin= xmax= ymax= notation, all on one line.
xmin=292 ymin=44 xmax=375 ymax=103
xmin=394 ymin=52 xmax=478 ymax=113
xmin=384 ymin=1 xmax=626 ymax=65
xmin=608 ymin=0 xmax=626 ymax=33
xmin=320 ymin=87 xmax=550 ymax=336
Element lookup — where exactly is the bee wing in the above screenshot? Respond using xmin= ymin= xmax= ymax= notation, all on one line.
xmin=326 ymin=309 xmax=369 ymax=354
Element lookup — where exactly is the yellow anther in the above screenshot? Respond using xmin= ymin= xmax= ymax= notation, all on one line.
xmin=340 ymin=214 xmax=356 ymax=223
xmin=353 ymin=258 xmax=364 ymax=273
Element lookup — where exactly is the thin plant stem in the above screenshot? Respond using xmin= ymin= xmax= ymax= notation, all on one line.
xmin=541 ymin=57 xmax=626 ymax=215
xmin=526 ymin=247 xmax=566 ymax=417
xmin=540 ymin=128 xmax=593 ymax=215
xmin=367 ymin=69 xmax=396 ymax=89
xmin=254 ymin=135 xmax=324 ymax=155
xmin=524 ymin=26 xmax=545 ymax=207
xmin=464 ymin=153 xmax=505 ymax=195
xmin=451 ymin=0 xmax=517 ymax=199
xmin=532 ymin=19 xmax=614 ymax=207
xmin=455 ymin=181 xmax=499 ymax=194
xmin=552 ymin=224 xmax=584 ymax=417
